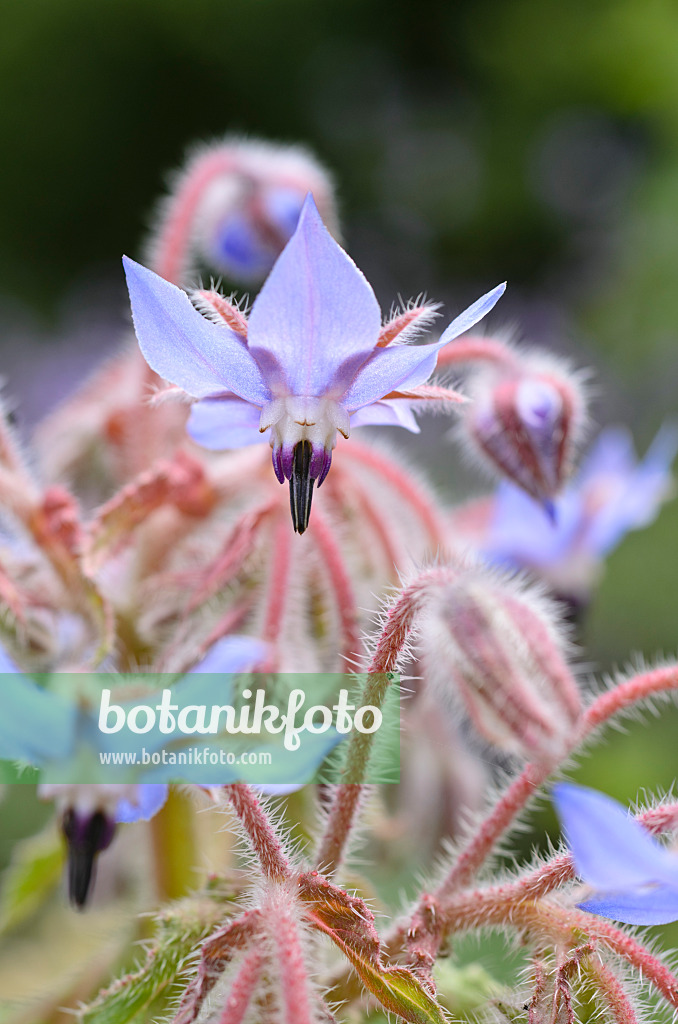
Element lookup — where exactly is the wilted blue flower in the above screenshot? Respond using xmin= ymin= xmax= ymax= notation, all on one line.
xmin=481 ymin=425 xmax=678 ymax=600
xmin=553 ymin=783 xmax=678 ymax=925
xmin=125 ymin=194 xmax=504 ymax=533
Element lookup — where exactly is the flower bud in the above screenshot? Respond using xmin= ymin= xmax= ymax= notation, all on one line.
xmin=462 ymin=352 xmax=586 ymax=512
xmin=149 ymin=137 xmax=338 ymax=286
xmin=421 ymin=566 xmax=581 ymax=762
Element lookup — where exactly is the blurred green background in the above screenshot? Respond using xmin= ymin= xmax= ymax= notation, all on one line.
xmin=0 ymin=0 xmax=676 ymax=858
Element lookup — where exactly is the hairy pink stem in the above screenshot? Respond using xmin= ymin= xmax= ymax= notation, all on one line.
xmin=550 ymin=907 xmax=678 ymax=1012
xmin=267 ymin=893 xmax=315 ymax=1024
xmin=439 ymin=897 xmax=678 ymax=1010
xmin=417 ymin=667 xmax=678 ymax=916
xmin=217 ymin=948 xmax=263 ymax=1024
xmin=309 ymin=507 xmax=362 ymax=665
xmin=344 ymin=441 xmax=446 ymax=552
xmin=397 ymin=796 xmax=678 ymax=957
xmin=225 ymin=785 xmax=292 ymax=881
xmin=581 ymin=666 xmax=678 ymax=736
xmin=327 ymin=467 xmax=404 ymax=576
xmin=151 ymin=149 xmax=239 ymax=284
xmin=261 ymin=516 xmax=293 ymax=647
xmin=436 ymin=334 xmax=519 ymax=369
xmin=316 ymin=567 xmax=457 ymax=874
xmin=586 ymin=957 xmax=639 ymax=1024
xmin=439 ymin=760 xmax=551 ymax=899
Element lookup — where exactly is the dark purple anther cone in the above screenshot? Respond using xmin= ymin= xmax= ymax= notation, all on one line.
xmin=61 ymin=808 xmax=116 ymax=909
xmin=289 ymin=440 xmax=315 ymax=534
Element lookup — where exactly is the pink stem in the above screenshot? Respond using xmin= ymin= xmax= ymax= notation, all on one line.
xmin=268 ymin=897 xmax=315 ymax=1024
xmin=151 ymin=149 xmax=239 ymax=284
xmin=225 ymin=785 xmax=292 ymax=881
xmin=218 ymin=948 xmax=263 ymax=1024
xmin=435 ymin=334 xmax=518 ymax=369
xmin=420 ymin=665 xmax=678 ymax=907
xmin=581 ymin=666 xmax=678 ymax=736
xmin=439 ymin=896 xmax=678 ymax=1010
xmin=261 ymin=516 xmax=293 ymax=647
xmin=327 ymin=467 xmax=404 ymax=576
xmin=309 ymin=506 xmax=362 ymax=665
xmin=344 ymin=441 xmax=446 ymax=552
xmin=316 ymin=566 xmax=458 ymax=874
xmin=587 ymin=958 xmax=639 ymax=1024
xmin=437 ymin=760 xmax=550 ymax=900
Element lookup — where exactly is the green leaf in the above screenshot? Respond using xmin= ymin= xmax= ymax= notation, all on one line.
xmin=79 ymin=894 xmax=230 ymax=1024
xmin=299 ymin=873 xmax=450 ymax=1024
xmin=0 ymin=824 xmax=63 ymax=935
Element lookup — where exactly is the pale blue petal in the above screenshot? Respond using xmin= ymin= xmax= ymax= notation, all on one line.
xmin=578 ymin=885 xmax=678 ymax=925
xmin=585 ymin=425 xmax=678 ymax=556
xmin=209 ymin=214 xmax=276 ymax=279
xmin=351 ymin=400 xmax=421 ymax=433
xmin=0 ymin=672 xmax=75 ymax=764
xmin=578 ymin=427 xmax=636 ymax=482
xmin=188 ymin=397 xmax=265 ymax=449
xmin=192 ymin=636 xmax=268 ymax=674
xmin=115 ymin=784 xmax=169 ymax=823
xmin=484 ymin=483 xmax=581 ymax=568
xmin=255 ymin=783 xmax=305 ymax=795
xmin=341 ymin=339 xmax=448 ymax=412
xmin=0 ymin=647 xmax=19 ymax=673
xmin=553 ymin=784 xmax=678 ymax=889
xmin=437 ymin=283 xmax=507 ymax=346
xmin=123 ymin=257 xmax=271 ymax=405
xmin=246 ymin=195 xmax=381 ymax=395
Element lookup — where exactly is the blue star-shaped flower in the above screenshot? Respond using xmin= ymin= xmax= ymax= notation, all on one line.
xmin=481 ymin=425 xmax=678 ymax=600
xmin=124 ymin=194 xmax=504 ymax=533
xmin=553 ymin=783 xmax=678 ymax=925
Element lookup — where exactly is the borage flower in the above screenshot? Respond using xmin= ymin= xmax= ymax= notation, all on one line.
xmin=553 ymin=783 xmax=678 ymax=925
xmin=478 ymin=424 xmax=678 ymax=603
xmin=124 ymin=195 xmax=505 ymax=533
xmin=0 ymin=635 xmax=265 ymax=906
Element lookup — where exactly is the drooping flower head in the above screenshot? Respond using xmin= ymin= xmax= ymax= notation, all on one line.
xmin=459 ymin=348 xmax=587 ymax=515
xmin=147 ymin=136 xmax=339 ymax=286
xmin=124 ymin=195 xmax=505 ymax=533
xmin=553 ymin=783 xmax=678 ymax=925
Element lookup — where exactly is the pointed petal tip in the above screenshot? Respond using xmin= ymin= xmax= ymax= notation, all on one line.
xmin=296 ymin=191 xmax=322 ymax=231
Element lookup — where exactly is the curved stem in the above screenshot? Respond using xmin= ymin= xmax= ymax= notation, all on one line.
xmin=580 ymin=666 xmax=678 ymax=736
xmin=217 ymin=948 xmax=263 ymax=1024
xmin=586 ymin=957 xmax=639 ymax=1024
xmin=150 ymin=149 xmax=239 ymax=285
xmin=309 ymin=506 xmax=362 ymax=666
xmin=343 ymin=442 xmax=447 ymax=553
xmin=436 ymin=334 xmax=518 ymax=369
xmin=315 ymin=566 xmax=458 ymax=874
xmin=261 ymin=516 xmax=293 ymax=647
xmin=225 ymin=784 xmax=292 ymax=881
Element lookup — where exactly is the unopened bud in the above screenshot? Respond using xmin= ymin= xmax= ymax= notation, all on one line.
xmin=149 ymin=137 xmax=338 ymax=286
xmin=462 ymin=352 xmax=586 ymax=512
xmin=422 ymin=567 xmax=581 ymax=762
